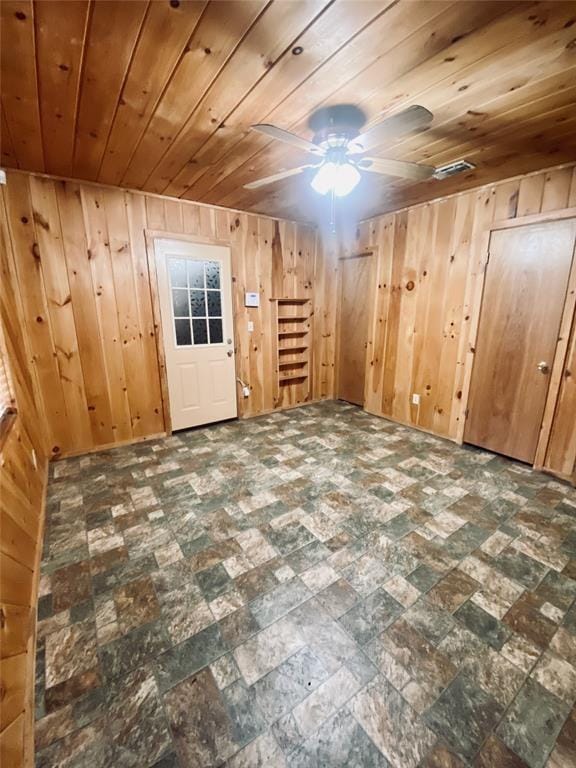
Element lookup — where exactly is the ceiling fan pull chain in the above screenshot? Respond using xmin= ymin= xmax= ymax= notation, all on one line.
xmin=330 ymin=186 xmax=336 ymax=234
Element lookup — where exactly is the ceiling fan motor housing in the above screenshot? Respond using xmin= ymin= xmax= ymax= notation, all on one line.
xmin=308 ymin=104 xmax=367 ymax=151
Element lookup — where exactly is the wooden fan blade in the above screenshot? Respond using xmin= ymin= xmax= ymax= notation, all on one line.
xmin=243 ymin=164 xmax=315 ymax=190
xmin=359 ymin=156 xmax=435 ymax=181
xmin=251 ymin=124 xmax=324 ymax=156
xmin=349 ymin=105 xmax=433 ymax=154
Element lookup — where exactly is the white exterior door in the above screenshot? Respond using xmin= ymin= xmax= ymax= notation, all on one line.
xmin=154 ymin=238 xmax=237 ymax=430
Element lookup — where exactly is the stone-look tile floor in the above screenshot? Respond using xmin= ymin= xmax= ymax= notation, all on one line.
xmin=34 ymin=401 xmax=576 ymax=768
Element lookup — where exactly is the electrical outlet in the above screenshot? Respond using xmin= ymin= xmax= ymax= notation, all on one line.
xmin=248 ymin=321 xmax=254 ymax=332
xmin=412 ymin=393 xmax=420 ymax=405
xmin=242 ymin=386 xmax=250 ymax=398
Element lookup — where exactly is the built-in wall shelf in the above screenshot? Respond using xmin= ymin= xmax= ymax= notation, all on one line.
xmin=279 ymin=359 xmax=308 ymax=368
xmin=274 ymin=297 xmax=309 ymax=305
xmin=270 ymin=297 xmax=312 ymax=405
xmin=279 ymin=373 xmax=308 ymax=383
xmin=278 ymin=345 xmax=308 ymax=353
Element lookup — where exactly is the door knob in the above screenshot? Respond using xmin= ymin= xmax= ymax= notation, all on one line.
xmin=537 ymin=361 xmax=549 ymax=374
xmin=227 ymin=350 xmax=233 ymax=357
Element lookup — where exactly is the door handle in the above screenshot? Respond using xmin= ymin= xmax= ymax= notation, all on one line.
xmin=227 ymin=350 xmax=233 ymax=357
xmin=537 ymin=361 xmax=549 ymax=374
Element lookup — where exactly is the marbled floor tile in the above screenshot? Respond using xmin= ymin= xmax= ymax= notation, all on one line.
xmin=550 ymin=626 xmax=576 ymax=666
xmin=289 ymin=598 xmax=359 ymax=675
xmin=407 ymin=563 xmax=443 ymax=592
xmin=221 ymin=679 xmax=267 ymax=750
xmin=426 ymin=569 xmax=480 ymax=612
xmin=287 ymin=539 xmax=334 ymax=575
xmin=420 ymin=743 xmax=466 ymax=767
xmin=496 ymin=678 xmax=570 ymax=768
xmin=503 ymin=592 xmax=558 ymax=649
xmin=455 ymin=599 xmax=511 ymax=650
xmin=251 ymin=646 xmax=331 ymax=724
xmin=226 ymin=732 xmax=287 ymax=768
xmin=155 ymin=621 xmax=227 ymax=693
xmin=535 ymin=570 xmax=576 ymax=612
xmin=51 ymin=560 xmax=92 ymax=611
xmin=36 ymin=720 xmax=114 ymax=768
xmin=107 ymin=666 xmax=172 ymax=766
xmin=99 ymin=620 xmax=170 ymax=683
xmin=351 ymin=675 xmax=436 ymax=768
xmin=234 ymin=561 xmax=280 ymax=602
xmin=473 ymin=734 xmax=529 ymax=768
xmin=196 ymin=562 xmax=232 ymax=602
xmin=163 ymin=668 xmax=238 ymax=767
xmin=425 ymin=671 xmax=504 ymax=762
xmin=316 ymin=578 xmax=359 ymax=619
xmin=250 ymin=579 xmax=312 ymax=629
xmin=343 ymin=553 xmax=390 ymax=597
xmin=114 ymin=575 xmax=160 ymax=634
xmin=219 ymin=605 xmax=261 ymax=648
xmin=288 ymin=706 xmax=388 ymax=768
xmin=233 ymin=614 xmax=306 ymax=686
xmin=531 ymin=649 xmax=576 ymax=703
xmin=339 ymin=588 xmax=403 ymax=645
xmin=403 ymin=599 xmax=456 ymax=645
xmin=210 ymin=653 xmax=241 ymax=690
xmin=291 ymin=665 xmax=361 ymax=740
xmin=545 ymin=706 xmax=576 ymax=767
xmin=44 ymin=669 xmax=101 ymax=713
xmin=45 ymin=621 xmax=98 ymax=688
xmin=492 ymin=549 xmax=549 ymax=590
xmin=35 ymin=401 xmax=576 ymax=768
xmin=381 ymin=618 xmax=456 ymax=697
xmin=160 ymin=584 xmax=213 ymax=644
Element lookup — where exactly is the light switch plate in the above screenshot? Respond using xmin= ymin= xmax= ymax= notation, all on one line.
xmin=412 ymin=393 xmax=420 ymax=405
xmin=248 ymin=321 xmax=254 ymax=332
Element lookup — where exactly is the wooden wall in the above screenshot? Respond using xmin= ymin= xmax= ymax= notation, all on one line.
xmin=0 ymin=185 xmax=49 ymax=766
xmin=1 ymin=171 xmax=337 ymax=459
xmin=343 ymin=162 xmax=576 ymax=481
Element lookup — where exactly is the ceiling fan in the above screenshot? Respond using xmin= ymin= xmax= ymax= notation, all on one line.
xmin=244 ymin=104 xmax=439 ymax=197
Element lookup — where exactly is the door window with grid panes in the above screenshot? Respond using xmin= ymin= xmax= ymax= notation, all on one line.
xmin=169 ymin=258 xmax=224 ymax=346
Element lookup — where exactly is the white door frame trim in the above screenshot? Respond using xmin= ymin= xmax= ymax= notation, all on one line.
xmin=144 ymin=229 xmax=239 ymax=434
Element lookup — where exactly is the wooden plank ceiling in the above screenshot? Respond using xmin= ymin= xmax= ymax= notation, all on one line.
xmin=1 ymin=0 xmax=575 ymax=223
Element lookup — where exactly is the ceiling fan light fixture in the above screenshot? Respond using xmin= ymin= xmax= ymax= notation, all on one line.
xmin=310 ymin=161 xmax=360 ymax=197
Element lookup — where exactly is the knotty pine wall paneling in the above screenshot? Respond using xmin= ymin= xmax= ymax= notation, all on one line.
xmin=346 ymin=163 xmax=576 ymax=482
xmin=2 ymin=171 xmax=337 ymax=459
xmin=0 ymin=187 xmax=49 ymax=767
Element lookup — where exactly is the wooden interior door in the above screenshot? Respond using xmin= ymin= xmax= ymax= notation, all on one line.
xmin=465 ymin=218 xmax=576 ymax=463
xmin=337 ymin=254 xmax=373 ymax=405
xmin=155 ymin=238 xmax=237 ymax=431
